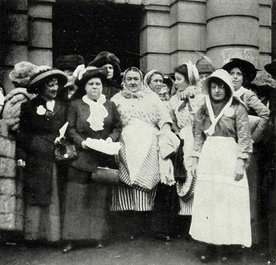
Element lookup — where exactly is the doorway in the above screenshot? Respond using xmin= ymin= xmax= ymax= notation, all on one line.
xmin=53 ymin=1 xmax=142 ymax=70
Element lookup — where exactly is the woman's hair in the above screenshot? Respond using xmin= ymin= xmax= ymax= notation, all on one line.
xmin=147 ymin=71 xmax=163 ymax=84
xmin=80 ymin=69 xmax=106 ymax=87
xmin=85 ymin=74 xmax=105 ymax=87
xmin=88 ymin=51 xmax=121 ymax=82
xmin=174 ymin=64 xmax=189 ymax=82
xmin=208 ymin=77 xmax=232 ymax=101
xmin=231 ymin=66 xmax=250 ymax=87
xmin=123 ymin=67 xmax=143 ymax=81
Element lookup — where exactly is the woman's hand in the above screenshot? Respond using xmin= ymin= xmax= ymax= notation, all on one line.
xmin=115 ymin=154 xmax=120 ymax=165
xmin=179 ymin=86 xmax=198 ymax=99
xmin=161 ymin=122 xmax=172 ymax=131
xmin=17 ymin=159 xmax=26 ymax=168
xmin=54 ymin=136 xmax=66 ymax=145
xmin=81 ymin=140 xmax=88 ymax=149
xmin=190 ymin=157 xmax=199 ymax=178
xmin=106 ymin=137 xmax=113 ymax=143
xmin=234 ymin=158 xmax=245 ymax=181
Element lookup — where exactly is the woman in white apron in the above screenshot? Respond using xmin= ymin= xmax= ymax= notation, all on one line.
xmin=189 ymin=69 xmax=252 ymax=262
xmin=169 ymin=62 xmax=202 ymax=239
xmin=110 ymin=67 xmax=172 ymax=239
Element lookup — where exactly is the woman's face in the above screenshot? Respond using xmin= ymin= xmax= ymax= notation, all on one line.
xmin=124 ymin=70 xmax=142 ymax=93
xmin=174 ymin=72 xmax=188 ymax=89
xmin=103 ymin=64 xmax=114 ymax=79
xmin=85 ymin=77 xmax=103 ymax=100
xmin=210 ymin=81 xmax=226 ymax=102
xmin=63 ymin=69 xmax=74 ymax=86
xmin=198 ymin=73 xmax=210 ymax=90
xmin=229 ymin=67 xmax=243 ymax=90
xmin=149 ymin=73 xmax=163 ymax=94
xmin=43 ymin=77 xmax=59 ymax=100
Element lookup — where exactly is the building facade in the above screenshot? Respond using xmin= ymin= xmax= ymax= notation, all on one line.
xmin=0 ymin=0 xmax=273 ymax=92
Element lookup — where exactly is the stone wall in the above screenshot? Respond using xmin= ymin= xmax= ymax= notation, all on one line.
xmin=1 ymin=0 xmax=55 ymax=94
xmin=0 ymin=0 xmax=273 ymax=89
xmin=140 ymin=0 xmax=272 ymax=72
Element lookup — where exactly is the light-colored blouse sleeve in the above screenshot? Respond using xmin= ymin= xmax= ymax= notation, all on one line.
xmin=235 ymin=103 xmax=253 ymax=159
xmin=245 ymin=90 xmax=270 ymax=142
xmin=155 ymin=94 xmax=172 ymax=129
xmin=192 ymin=106 xmax=206 ymax=158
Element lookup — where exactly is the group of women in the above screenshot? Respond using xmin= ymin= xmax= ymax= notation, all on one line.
xmin=2 ymin=50 xmax=276 ymax=263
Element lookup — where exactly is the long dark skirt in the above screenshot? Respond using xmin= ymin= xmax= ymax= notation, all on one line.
xmin=24 ymin=164 xmax=60 ymax=242
xmin=151 ymin=183 xmax=179 ymax=236
xmin=247 ymin=152 xmax=261 ymax=245
xmin=62 ymin=167 xmax=110 ymax=241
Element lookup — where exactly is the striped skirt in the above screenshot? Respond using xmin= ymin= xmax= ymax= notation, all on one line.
xmin=111 ymin=183 xmax=157 ymax=212
xmin=118 ymin=122 xmax=160 ymax=190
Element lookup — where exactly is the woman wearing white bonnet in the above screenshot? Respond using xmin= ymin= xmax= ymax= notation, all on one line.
xmin=169 ymin=61 xmax=202 ymax=239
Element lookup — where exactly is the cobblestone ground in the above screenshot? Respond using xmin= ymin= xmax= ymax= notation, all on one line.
xmin=0 ymin=237 xmax=268 ymax=265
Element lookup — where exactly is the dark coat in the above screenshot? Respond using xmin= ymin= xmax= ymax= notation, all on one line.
xmin=67 ymin=98 xmax=122 ymax=172
xmin=57 ymin=85 xmax=84 ymax=104
xmin=17 ymin=96 xmax=67 ymax=206
xmin=103 ymin=80 xmax=121 ymax=100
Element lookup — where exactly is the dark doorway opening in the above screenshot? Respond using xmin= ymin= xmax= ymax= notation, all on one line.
xmin=53 ymin=1 xmax=142 ymax=70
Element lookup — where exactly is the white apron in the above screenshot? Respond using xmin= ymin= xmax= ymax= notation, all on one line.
xmin=190 ymin=136 xmax=252 ymax=247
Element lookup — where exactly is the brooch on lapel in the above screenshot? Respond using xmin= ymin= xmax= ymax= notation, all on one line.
xmin=224 ymin=107 xmax=235 ymax=117
xmin=36 ymin=105 xmax=47 ymax=115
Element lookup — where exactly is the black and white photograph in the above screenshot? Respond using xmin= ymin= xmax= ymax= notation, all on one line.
xmin=0 ymin=0 xmax=275 ymax=264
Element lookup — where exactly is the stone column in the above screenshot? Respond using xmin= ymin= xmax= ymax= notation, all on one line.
xmin=169 ymin=0 xmax=207 ymax=71
xmin=28 ymin=0 xmax=55 ymax=66
xmin=0 ymin=1 xmax=28 ymax=231
xmin=140 ymin=3 xmax=171 ymax=74
xmin=271 ymin=0 xmax=276 ymax=59
xmin=1 ymin=0 xmax=28 ymax=93
xmin=259 ymin=0 xmax=272 ymax=69
xmin=206 ymin=0 xmax=260 ymax=68
xmin=0 ymin=1 xmax=8 ymax=67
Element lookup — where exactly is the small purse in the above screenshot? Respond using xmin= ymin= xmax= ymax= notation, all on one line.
xmin=55 ymin=139 xmax=78 ymax=162
xmin=91 ymin=167 xmax=120 ymax=185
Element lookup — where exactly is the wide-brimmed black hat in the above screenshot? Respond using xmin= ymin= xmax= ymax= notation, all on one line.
xmin=88 ymin=51 xmax=121 ymax=81
xmin=222 ymin=58 xmax=257 ymax=84
xmin=264 ymin=59 xmax=276 ymax=77
xmin=28 ymin=67 xmax=67 ymax=93
xmin=76 ymin=67 xmax=108 ymax=89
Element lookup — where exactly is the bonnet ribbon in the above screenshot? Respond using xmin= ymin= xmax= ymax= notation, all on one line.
xmin=204 ymin=96 xmax=233 ymax=136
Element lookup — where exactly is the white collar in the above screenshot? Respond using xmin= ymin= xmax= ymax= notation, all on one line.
xmin=46 ymin=100 xmax=55 ymax=112
xmin=82 ymin=94 xmax=106 ymax=105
